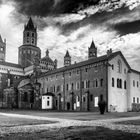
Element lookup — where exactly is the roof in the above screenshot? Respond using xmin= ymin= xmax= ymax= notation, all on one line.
xmin=42 ymin=92 xmax=54 ymax=96
xmin=41 ymin=56 xmax=54 ymax=64
xmin=25 ymin=17 xmax=36 ymax=31
xmin=39 ymin=51 xmax=127 ymax=78
xmin=64 ymin=50 xmax=71 ymax=58
xmin=89 ymin=40 xmax=96 ymax=49
xmin=129 ymin=69 xmax=140 ymax=75
xmin=0 ymin=61 xmax=23 ymax=68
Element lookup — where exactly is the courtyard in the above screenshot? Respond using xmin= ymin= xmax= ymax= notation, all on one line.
xmin=0 ymin=110 xmax=140 ymax=139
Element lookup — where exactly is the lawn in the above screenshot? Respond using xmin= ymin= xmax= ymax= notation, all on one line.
xmin=116 ymin=119 xmax=140 ymax=126
xmin=0 ymin=115 xmax=55 ymax=127
xmin=1 ymin=126 xmax=140 ymax=140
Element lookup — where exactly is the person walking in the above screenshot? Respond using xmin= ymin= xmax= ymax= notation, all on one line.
xmin=98 ymin=94 xmax=106 ymax=114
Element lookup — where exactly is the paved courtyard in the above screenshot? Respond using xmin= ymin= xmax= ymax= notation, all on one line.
xmin=0 ymin=110 xmax=140 ymax=139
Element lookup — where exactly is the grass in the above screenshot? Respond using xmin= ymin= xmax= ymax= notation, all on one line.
xmin=1 ymin=126 xmax=140 ymax=140
xmin=0 ymin=115 xmax=56 ymax=127
xmin=116 ymin=119 xmax=140 ymax=126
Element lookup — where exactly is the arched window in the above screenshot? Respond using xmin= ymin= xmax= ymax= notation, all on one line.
xmin=124 ymin=81 xmax=127 ymax=89
xmin=117 ymin=60 xmax=122 ymax=73
xmin=112 ymin=78 xmax=114 ymax=87
xmin=117 ymin=78 xmax=120 ymax=88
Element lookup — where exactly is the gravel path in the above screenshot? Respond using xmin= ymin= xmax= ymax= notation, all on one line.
xmin=0 ymin=112 xmax=140 ymax=136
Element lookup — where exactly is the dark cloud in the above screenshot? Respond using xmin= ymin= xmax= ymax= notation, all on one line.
xmin=11 ymin=0 xmax=100 ymax=17
xmin=114 ymin=20 xmax=140 ymax=35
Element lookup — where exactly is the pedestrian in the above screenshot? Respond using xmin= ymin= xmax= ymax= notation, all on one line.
xmin=98 ymin=94 xmax=106 ymax=114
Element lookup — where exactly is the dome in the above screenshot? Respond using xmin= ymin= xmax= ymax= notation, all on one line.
xmin=41 ymin=56 xmax=54 ymax=64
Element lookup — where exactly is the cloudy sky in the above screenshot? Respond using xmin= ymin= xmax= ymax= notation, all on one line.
xmin=0 ymin=0 xmax=140 ymax=71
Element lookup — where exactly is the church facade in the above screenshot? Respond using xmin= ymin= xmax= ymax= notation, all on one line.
xmin=0 ymin=18 xmax=139 ymax=112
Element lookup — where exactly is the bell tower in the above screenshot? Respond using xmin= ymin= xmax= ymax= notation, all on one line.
xmin=64 ymin=50 xmax=71 ymax=67
xmin=88 ymin=40 xmax=97 ymax=59
xmin=18 ymin=17 xmax=41 ymax=68
xmin=23 ymin=17 xmax=37 ymax=46
xmin=0 ymin=35 xmax=6 ymax=62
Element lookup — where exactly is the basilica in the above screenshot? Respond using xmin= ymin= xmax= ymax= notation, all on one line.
xmin=0 ymin=18 xmax=139 ymax=112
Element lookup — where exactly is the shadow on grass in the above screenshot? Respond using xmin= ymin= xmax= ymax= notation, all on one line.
xmin=1 ymin=126 xmax=140 ymax=140
xmin=116 ymin=120 xmax=140 ymax=126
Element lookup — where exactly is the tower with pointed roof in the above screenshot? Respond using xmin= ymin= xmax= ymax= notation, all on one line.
xmin=88 ymin=40 xmax=97 ymax=59
xmin=0 ymin=35 xmax=6 ymax=62
xmin=18 ymin=17 xmax=41 ymax=67
xmin=64 ymin=50 xmax=71 ymax=67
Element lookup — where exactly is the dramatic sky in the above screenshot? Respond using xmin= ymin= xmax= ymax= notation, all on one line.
xmin=0 ymin=0 xmax=140 ymax=71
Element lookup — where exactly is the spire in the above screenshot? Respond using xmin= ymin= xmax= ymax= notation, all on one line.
xmin=25 ymin=17 xmax=35 ymax=30
xmin=90 ymin=40 xmax=96 ymax=49
xmin=46 ymin=49 xmax=49 ymax=57
xmin=0 ymin=35 xmax=3 ymax=42
xmin=64 ymin=50 xmax=71 ymax=58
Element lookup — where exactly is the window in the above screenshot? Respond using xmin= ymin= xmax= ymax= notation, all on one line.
xmin=112 ymin=64 xmax=114 ymax=70
xmin=100 ymin=79 xmax=103 ymax=87
xmin=112 ymin=78 xmax=114 ymax=87
xmin=137 ymin=98 xmax=139 ymax=103
xmin=32 ymin=33 xmax=34 ymax=37
xmin=66 ymin=84 xmax=69 ymax=91
xmin=27 ymin=32 xmax=29 ymax=37
xmin=71 ymin=83 xmax=74 ymax=90
xmin=69 ymin=72 xmax=71 ymax=77
xmin=117 ymin=79 xmax=122 ymax=88
xmin=124 ymin=69 xmax=126 ymax=74
xmin=95 ymin=79 xmax=98 ymax=87
xmin=137 ymin=81 xmax=139 ymax=87
xmin=47 ymin=97 xmax=50 ymax=99
xmin=124 ymin=81 xmax=127 ymax=89
xmin=133 ymin=97 xmax=135 ymax=103
xmin=83 ymin=96 xmax=86 ymax=102
xmin=85 ymin=68 xmax=88 ymax=72
xmin=77 ymin=70 xmax=80 ymax=75
xmin=90 ymin=95 xmax=93 ymax=102
xmin=133 ymin=80 xmax=135 ymax=87
xmin=47 ymin=101 xmax=50 ymax=106
xmin=117 ymin=60 xmax=122 ymax=73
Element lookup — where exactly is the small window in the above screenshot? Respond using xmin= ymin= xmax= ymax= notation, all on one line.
xmin=83 ymin=97 xmax=86 ymax=102
xmin=27 ymin=32 xmax=29 ymax=37
xmin=47 ymin=101 xmax=50 ymax=106
xmin=133 ymin=80 xmax=135 ymax=87
xmin=133 ymin=97 xmax=135 ymax=103
xmin=95 ymin=79 xmax=98 ymax=87
xmin=47 ymin=97 xmax=50 ymax=99
xmin=71 ymin=83 xmax=74 ymax=90
xmin=90 ymin=95 xmax=93 ymax=102
xmin=69 ymin=72 xmax=71 ymax=77
xmin=112 ymin=65 xmax=114 ymax=70
xmin=112 ymin=78 xmax=114 ymax=87
xmin=124 ymin=69 xmax=126 ymax=74
xmin=85 ymin=68 xmax=88 ymax=72
xmin=32 ymin=33 xmax=35 ymax=37
xmin=137 ymin=98 xmax=139 ymax=103
xmin=124 ymin=81 xmax=127 ymax=89
xmin=137 ymin=81 xmax=139 ymax=87
xmin=117 ymin=60 xmax=122 ymax=73
xmin=66 ymin=84 xmax=69 ymax=90
xmin=77 ymin=70 xmax=80 ymax=75
xmin=100 ymin=79 xmax=103 ymax=87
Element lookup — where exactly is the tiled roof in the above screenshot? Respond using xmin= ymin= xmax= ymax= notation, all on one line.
xmin=0 ymin=61 xmax=23 ymax=68
xmin=39 ymin=51 xmax=125 ymax=77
